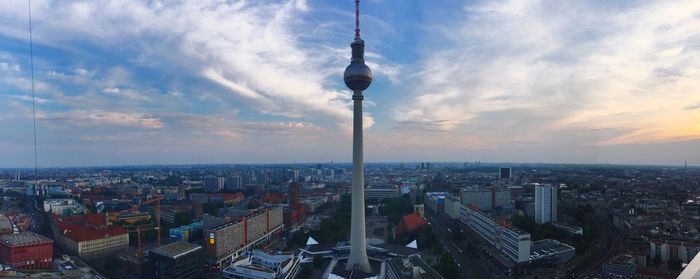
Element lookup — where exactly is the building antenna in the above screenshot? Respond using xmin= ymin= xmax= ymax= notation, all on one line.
xmin=355 ymin=0 xmax=361 ymax=39
xmin=28 ymin=0 xmax=39 ymax=194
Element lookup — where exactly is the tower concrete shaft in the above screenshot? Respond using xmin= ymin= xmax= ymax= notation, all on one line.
xmin=346 ymin=91 xmax=371 ymax=273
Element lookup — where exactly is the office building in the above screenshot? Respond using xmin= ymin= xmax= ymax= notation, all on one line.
xmin=205 ymin=176 xmax=225 ymax=193
xmin=0 ymin=232 xmax=53 ymax=270
xmin=535 ymin=185 xmax=557 ymax=224
xmin=460 ymin=187 xmax=511 ymax=211
xmin=460 ymin=204 xmax=531 ymax=263
xmin=149 ymin=241 xmax=203 ymax=279
xmin=444 ymin=195 xmax=461 ymax=219
xmin=226 ymin=175 xmax=242 ymax=191
xmin=207 ymin=206 xmax=284 ymax=262
xmin=365 ymin=185 xmax=400 ymax=200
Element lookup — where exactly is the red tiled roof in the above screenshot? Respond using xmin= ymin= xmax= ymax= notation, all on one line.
xmin=400 ymin=213 xmax=427 ymax=233
xmin=262 ymin=193 xmax=284 ymax=203
xmin=53 ymin=214 xmax=127 ymax=243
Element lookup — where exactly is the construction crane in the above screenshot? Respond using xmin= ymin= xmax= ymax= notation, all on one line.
xmin=141 ymin=195 xmax=163 ymax=247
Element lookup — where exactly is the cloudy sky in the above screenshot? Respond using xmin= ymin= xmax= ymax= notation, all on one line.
xmin=1 ymin=0 xmax=700 ymax=167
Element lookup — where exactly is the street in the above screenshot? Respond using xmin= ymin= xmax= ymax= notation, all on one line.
xmin=425 ymin=211 xmax=508 ymax=279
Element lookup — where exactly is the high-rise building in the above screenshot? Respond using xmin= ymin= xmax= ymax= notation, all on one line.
xmin=535 ymin=185 xmax=558 ymax=224
xmin=499 ymin=167 xmax=512 ymax=179
xmin=344 ymin=0 xmax=373 ymax=272
xmin=204 ymin=176 xmax=224 ymax=193
xmin=225 ymin=175 xmax=241 ymax=191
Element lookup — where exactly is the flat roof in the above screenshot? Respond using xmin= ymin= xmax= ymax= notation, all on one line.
xmin=0 ymin=214 xmax=12 ymax=230
xmin=0 ymin=232 xmax=52 ymax=247
xmin=530 ymin=239 xmax=575 ymax=256
xmin=607 ymin=254 xmax=635 ymax=267
xmin=150 ymin=241 xmax=202 ymax=259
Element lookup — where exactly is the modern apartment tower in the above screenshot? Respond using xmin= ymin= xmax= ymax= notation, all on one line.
xmin=535 ymin=185 xmax=558 ymax=224
xmin=344 ymin=0 xmax=373 ymax=273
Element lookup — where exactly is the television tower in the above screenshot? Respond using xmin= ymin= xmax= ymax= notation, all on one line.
xmin=344 ymin=0 xmax=373 ymax=273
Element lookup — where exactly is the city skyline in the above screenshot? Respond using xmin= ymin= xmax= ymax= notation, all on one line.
xmin=2 ymin=0 xmax=700 ymax=167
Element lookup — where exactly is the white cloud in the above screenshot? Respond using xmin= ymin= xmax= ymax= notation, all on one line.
xmin=395 ymin=0 xmax=700 ymax=146
xmin=0 ymin=0 xmax=384 ymax=129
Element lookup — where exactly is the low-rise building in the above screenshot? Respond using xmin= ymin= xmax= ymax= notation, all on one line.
xmin=602 ymin=254 xmax=636 ymax=279
xmin=222 ymin=250 xmax=300 ymax=279
xmin=395 ymin=213 xmax=427 ymax=243
xmin=149 ymin=241 xmax=203 ymax=279
xmin=43 ymin=199 xmax=86 ymax=216
xmin=365 ymin=186 xmax=400 ymax=200
xmin=51 ymin=214 xmax=129 ymax=258
xmin=0 ymin=214 xmax=13 ymax=235
xmin=425 ymin=192 xmax=447 ymax=213
xmin=551 ymin=223 xmax=584 ymax=236
xmin=529 ymin=239 xmax=576 ymax=265
xmin=302 ymin=197 xmax=327 ymax=213
xmin=0 ymin=232 xmax=53 ymax=270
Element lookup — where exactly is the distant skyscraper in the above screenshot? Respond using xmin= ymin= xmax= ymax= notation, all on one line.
xmin=226 ymin=175 xmax=241 ymax=191
xmin=344 ymin=0 xmax=373 ymax=273
xmin=204 ymin=176 xmax=224 ymax=193
xmin=499 ymin=167 xmax=512 ymax=179
xmin=535 ymin=185 xmax=557 ymax=224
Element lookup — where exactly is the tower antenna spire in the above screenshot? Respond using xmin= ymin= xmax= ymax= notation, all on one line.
xmin=355 ymin=0 xmax=361 ymax=39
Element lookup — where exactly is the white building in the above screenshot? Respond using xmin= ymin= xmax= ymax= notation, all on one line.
xmin=43 ymin=199 xmax=85 ymax=216
xmin=460 ymin=204 xmax=531 ymax=263
xmin=365 ymin=186 xmax=400 ymax=200
xmin=460 ymin=188 xmax=511 ymax=210
xmin=444 ymin=195 xmax=461 ymax=219
xmin=222 ymin=250 xmax=300 ymax=279
xmin=535 ymin=185 xmax=557 ymax=224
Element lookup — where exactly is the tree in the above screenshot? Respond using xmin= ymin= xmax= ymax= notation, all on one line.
xmin=173 ymin=211 xmax=193 ymax=227
xmin=450 ymin=224 xmax=463 ymax=242
xmin=203 ymin=203 xmax=218 ymax=215
xmin=379 ymin=195 xmax=414 ymax=224
xmin=288 ymin=230 xmax=307 ymax=250
xmin=433 ymin=254 xmax=459 ymax=279
xmin=308 ymin=194 xmax=352 ymax=243
xmin=313 ymin=256 xmax=325 ymax=269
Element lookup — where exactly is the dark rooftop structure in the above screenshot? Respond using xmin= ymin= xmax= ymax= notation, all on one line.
xmin=150 ymin=241 xmax=202 ymax=259
xmin=149 ymin=241 xmax=203 ymax=279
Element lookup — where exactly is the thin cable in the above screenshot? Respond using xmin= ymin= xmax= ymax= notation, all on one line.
xmin=28 ymin=0 xmax=38 ymax=193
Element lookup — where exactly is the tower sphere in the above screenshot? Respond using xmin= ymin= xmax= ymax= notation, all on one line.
xmin=344 ymin=39 xmax=373 ymax=91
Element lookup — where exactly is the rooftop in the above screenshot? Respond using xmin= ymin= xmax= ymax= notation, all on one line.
xmin=386 ymin=255 xmax=444 ymax=279
xmin=0 ymin=214 xmax=12 ymax=231
xmin=150 ymin=241 xmax=202 ymax=259
xmin=530 ymin=239 xmax=575 ymax=258
xmin=0 ymin=232 xmax=52 ymax=247
xmin=53 ymin=214 xmax=128 ymax=242
xmin=607 ymin=254 xmax=636 ymax=267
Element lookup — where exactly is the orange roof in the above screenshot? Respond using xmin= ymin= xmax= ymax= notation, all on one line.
xmin=262 ymin=193 xmax=284 ymax=203
xmin=53 ymin=214 xmax=127 ymax=243
xmin=400 ymin=212 xmax=427 ymax=233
